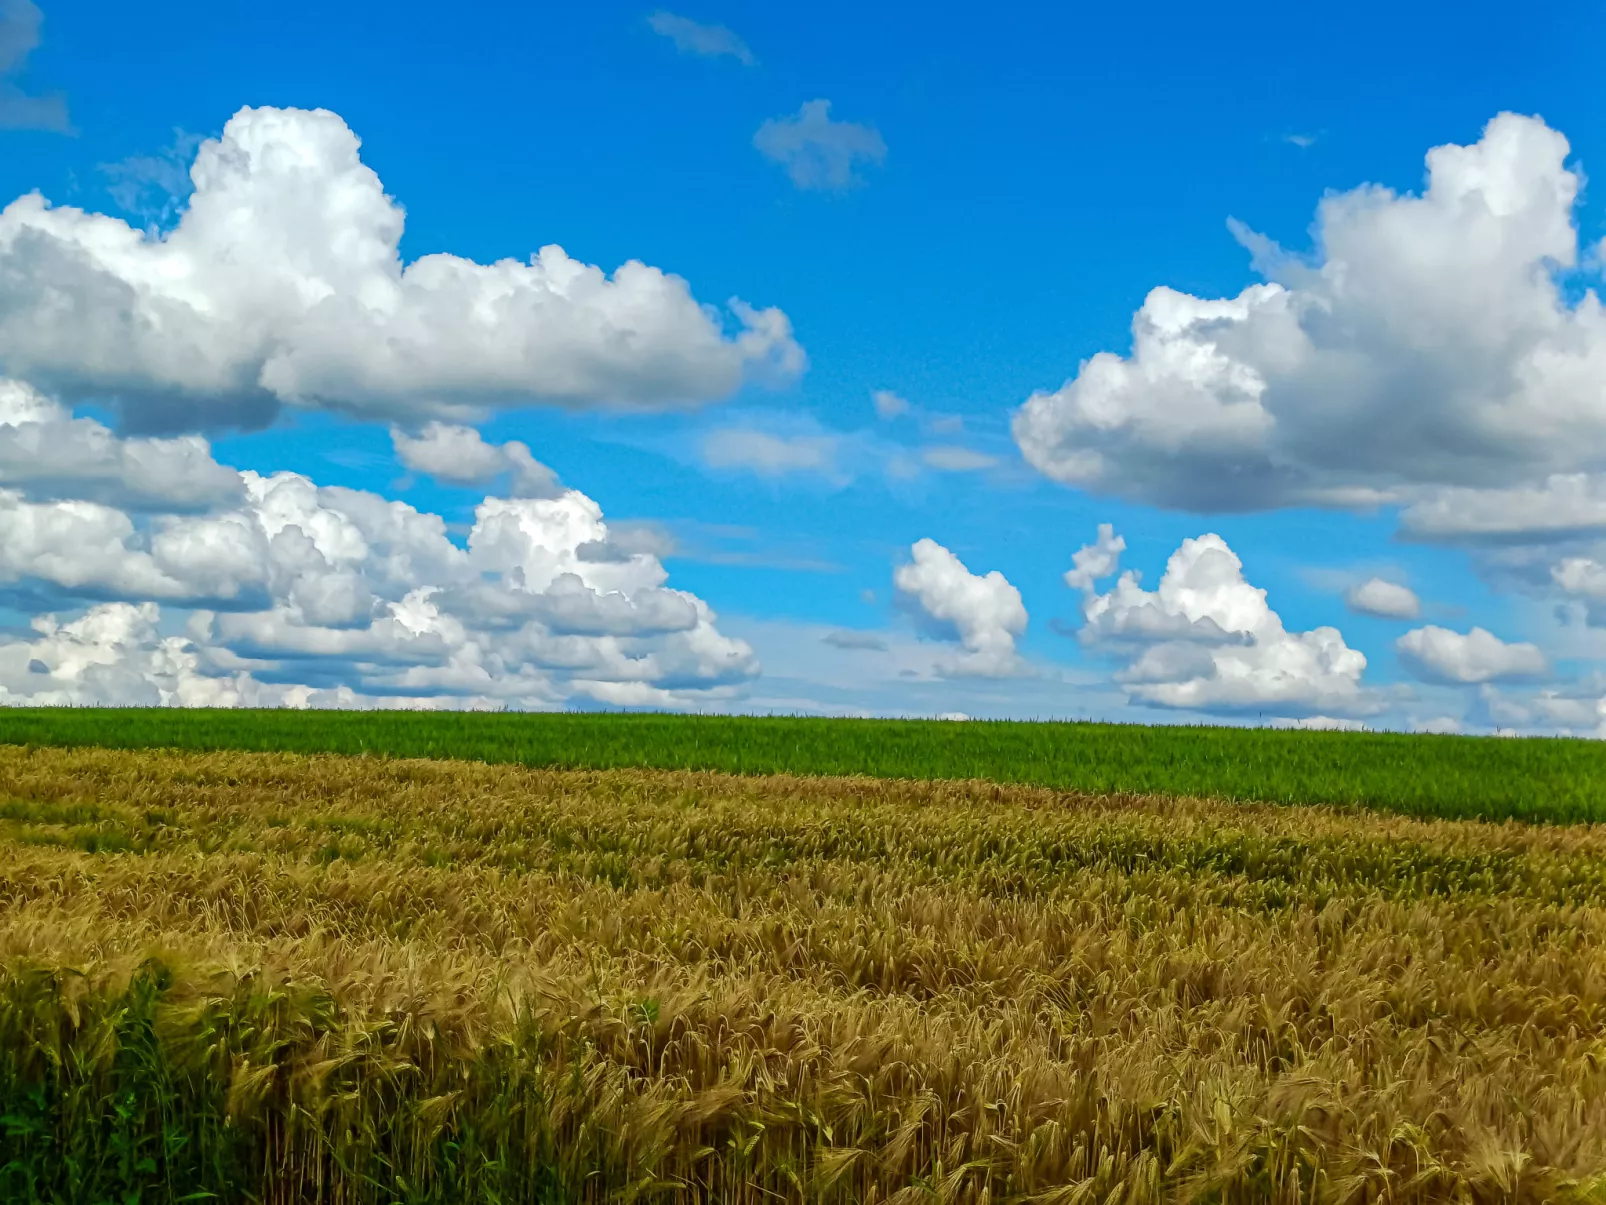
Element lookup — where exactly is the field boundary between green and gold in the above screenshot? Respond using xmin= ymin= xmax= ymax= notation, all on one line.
xmin=3 ymin=707 xmax=1605 ymax=824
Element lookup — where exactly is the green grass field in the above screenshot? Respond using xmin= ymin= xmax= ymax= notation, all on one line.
xmin=3 ymin=707 xmax=1605 ymax=823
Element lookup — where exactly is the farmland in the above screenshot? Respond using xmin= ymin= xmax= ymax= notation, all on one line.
xmin=2 ymin=741 xmax=1605 ymax=1202
xmin=6 ymin=707 xmax=1606 ymax=823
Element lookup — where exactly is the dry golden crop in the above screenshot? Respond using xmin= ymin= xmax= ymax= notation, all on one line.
xmin=2 ymin=744 xmax=1606 ymax=1203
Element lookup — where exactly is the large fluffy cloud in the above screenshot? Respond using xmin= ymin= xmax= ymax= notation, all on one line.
xmin=0 ymin=105 xmax=802 ymax=433
xmin=1068 ymin=527 xmax=1376 ymax=716
xmin=893 ymin=539 xmax=1027 ymax=677
xmin=1014 ymin=114 xmax=1606 ymax=515
xmin=0 ymin=382 xmax=756 ymax=709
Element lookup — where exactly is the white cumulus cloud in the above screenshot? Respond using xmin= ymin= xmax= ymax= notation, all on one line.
xmin=391 ymin=422 xmax=560 ymax=498
xmin=894 ymin=539 xmax=1026 ymax=677
xmin=754 ymin=100 xmax=886 ymax=191
xmin=0 ymin=396 xmax=758 ymax=708
xmin=1068 ymin=527 xmax=1376 ymax=717
xmin=1345 ymin=577 xmax=1421 ymax=619
xmin=1064 ymin=522 xmax=1125 ymax=592
xmin=1397 ymin=474 xmax=1606 ymax=543
xmin=0 ymin=105 xmax=802 ymax=433
xmin=1396 ymin=625 xmax=1547 ymax=685
xmin=0 ymin=603 xmax=239 ymax=708
xmin=1552 ymin=556 xmax=1606 ymax=611
xmin=0 ymin=378 xmax=243 ymax=511
xmin=1014 ymin=114 xmax=1606 ymax=516
xmin=0 ymin=490 xmax=198 ymax=601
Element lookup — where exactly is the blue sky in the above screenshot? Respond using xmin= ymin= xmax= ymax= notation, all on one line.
xmin=3 ymin=0 xmax=1606 ymax=731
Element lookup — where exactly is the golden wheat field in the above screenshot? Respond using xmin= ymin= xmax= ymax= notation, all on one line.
xmin=3 ymin=744 xmax=1606 ymax=1203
